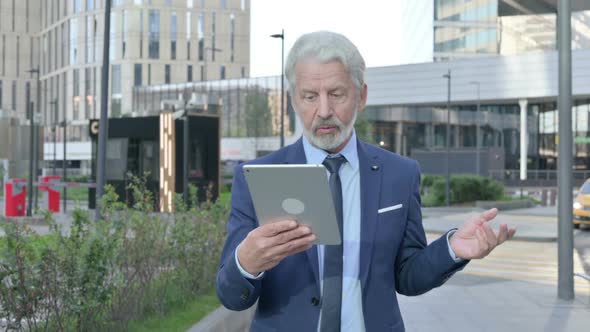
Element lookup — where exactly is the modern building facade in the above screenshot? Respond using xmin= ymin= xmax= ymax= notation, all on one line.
xmin=1 ymin=0 xmax=250 ymax=178
xmin=433 ymin=0 xmax=590 ymax=61
xmin=131 ymin=48 xmax=590 ymax=184
xmin=0 ymin=0 xmax=43 ymax=178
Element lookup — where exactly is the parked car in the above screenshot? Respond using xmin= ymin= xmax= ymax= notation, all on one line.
xmin=573 ymin=179 xmax=590 ymax=229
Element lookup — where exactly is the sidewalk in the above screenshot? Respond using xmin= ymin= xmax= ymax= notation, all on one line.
xmin=398 ymin=273 xmax=590 ymax=332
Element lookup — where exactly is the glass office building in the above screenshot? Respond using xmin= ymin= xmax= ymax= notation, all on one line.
xmin=131 ymin=47 xmax=590 ymax=175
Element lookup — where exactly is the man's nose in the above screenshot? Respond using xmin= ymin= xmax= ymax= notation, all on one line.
xmin=317 ymin=94 xmax=333 ymax=118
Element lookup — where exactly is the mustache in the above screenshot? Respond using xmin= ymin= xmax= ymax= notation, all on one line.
xmin=311 ymin=117 xmax=343 ymax=131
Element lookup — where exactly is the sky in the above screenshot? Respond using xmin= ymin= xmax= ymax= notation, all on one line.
xmin=249 ymin=0 xmax=417 ymax=77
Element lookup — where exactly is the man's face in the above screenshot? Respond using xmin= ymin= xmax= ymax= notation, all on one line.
xmin=292 ymin=59 xmax=367 ymax=153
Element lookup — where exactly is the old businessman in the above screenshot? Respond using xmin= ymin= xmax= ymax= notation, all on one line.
xmin=215 ymin=31 xmax=517 ymax=331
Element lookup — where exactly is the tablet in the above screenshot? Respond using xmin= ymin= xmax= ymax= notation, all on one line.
xmin=243 ymin=164 xmax=341 ymax=245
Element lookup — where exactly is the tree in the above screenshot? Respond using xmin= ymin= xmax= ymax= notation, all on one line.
xmin=244 ymin=89 xmax=273 ymax=138
xmin=354 ymin=111 xmax=376 ymax=144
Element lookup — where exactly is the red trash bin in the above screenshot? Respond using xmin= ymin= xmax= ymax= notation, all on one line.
xmin=38 ymin=176 xmax=60 ymax=213
xmin=4 ymin=179 xmax=27 ymax=217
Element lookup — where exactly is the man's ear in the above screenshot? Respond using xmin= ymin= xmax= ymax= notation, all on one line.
xmin=358 ymin=84 xmax=368 ymax=113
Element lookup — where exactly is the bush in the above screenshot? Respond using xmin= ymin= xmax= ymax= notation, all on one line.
xmin=0 ymin=174 xmax=229 ymax=331
xmin=421 ymin=174 xmax=504 ymax=206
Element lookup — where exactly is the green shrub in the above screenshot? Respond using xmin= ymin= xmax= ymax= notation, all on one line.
xmin=0 ymin=174 xmax=229 ymax=331
xmin=421 ymin=174 xmax=504 ymax=206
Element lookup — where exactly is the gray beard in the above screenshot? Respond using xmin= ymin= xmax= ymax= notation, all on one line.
xmin=303 ymin=111 xmax=357 ymax=152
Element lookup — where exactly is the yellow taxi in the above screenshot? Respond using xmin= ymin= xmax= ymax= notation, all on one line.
xmin=573 ymin=179 xmax=590 ymax=229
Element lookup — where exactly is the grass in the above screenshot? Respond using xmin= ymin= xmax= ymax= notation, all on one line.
xmin=128 ymin=290 xmax=220 ymax=332
xmin=64 ymin=187 xmax=88 ymax=202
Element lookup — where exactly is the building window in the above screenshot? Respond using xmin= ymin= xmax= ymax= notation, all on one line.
xmin=221 ymin=0 xmax=226 ymax=9
xmin=25 ymin=82 xmax=30 ymax=118
xmin=170 ymin=12 xmax=177 ymax=60
xmin=198 ymin=14 xmax=204 ymax=61
xmin=12 ymin=0 xmax=16 ymax=32
xmin=73 ymin=69 xmax=80 ymax=120
xmin=165 ymin=64 xmax=171 ymax=84
xmin=1 ymin=35 xmax=4 ymax=75
xmin=200 ymin=65 xmax=204 ymax=81
xmin=139 ymin=10 xmax=144 ymax=58
xmin=211 ymin=13 xmax=216 ymax=61
xmin=148 ymin=64 xmax=151 ymax=85
xmin=230 ymin=14 xmax=235 ymax=62
xmin=188 ymin=0 xmax=193 ymax=8
xmin=110 ymin=12 xmax=118 ymax=60
xmin=87 ymin=0 xmax=94 ymax=10
xmin=111 ymin=65 xmax=122 ymax=117
xmin=241 ymin=66 xmax=245 ymax=78
xmin=149 ymin=10 xmax=160 ymax=59
xmin=241 ymin=0 xmax=246 ymax=11
xmin=220 ymin=65 xmax=225 ymax=80
xmin=26 ymin=0 xmax=29 ymax=32
xmin=187 ymin=65 xmax=193 ymax=82
xmin=186 ymin=12 xmax=191 ymax=60
xmin=85 ymin=68 xmax=92 ymax=119
xmin=86 ymin=16 xmax=92 ymax=63
xmin=70 ymin=18 xmax=78 ymax=64
xmin=11 ymin=81 xmax=16 ymax=112
xmin=134 ymin=64 xmax=142 ymax=86
xmin=123 ymin=10 xmax=129 ymax=58
xmin=16 ymin=37 xmax=20 ymax=77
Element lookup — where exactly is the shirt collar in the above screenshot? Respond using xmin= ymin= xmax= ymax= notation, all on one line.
xmin=302 ymin=130 xmax=359 ymax=171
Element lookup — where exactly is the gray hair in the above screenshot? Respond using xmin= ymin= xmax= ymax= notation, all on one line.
xmin=285 ymin=31 xmax=366 ymax=95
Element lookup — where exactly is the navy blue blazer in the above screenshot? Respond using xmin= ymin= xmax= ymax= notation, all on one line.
xmin=216 ymin=138 xmax=468 ymax=331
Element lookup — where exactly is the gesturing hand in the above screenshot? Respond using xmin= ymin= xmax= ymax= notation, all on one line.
xmin=237 ymin=220 xmax=316 ymax=276
xmin=449 ymin=208 xmax=517 ymax=260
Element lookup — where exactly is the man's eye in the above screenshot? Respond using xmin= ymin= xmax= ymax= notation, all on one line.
xmin=304 ymin=95 xmax=317 ymax=102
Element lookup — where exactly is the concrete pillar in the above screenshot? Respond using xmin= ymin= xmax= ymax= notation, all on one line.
xmin=454 ymin=125 xmax=460 ymax=148
xmin=426 ymin=123 xmax=435 ymax=148
xmin=519 ymin=99 xmax=528 ymax=180
xmin=396 ymin=122 xmax=403 ymax=155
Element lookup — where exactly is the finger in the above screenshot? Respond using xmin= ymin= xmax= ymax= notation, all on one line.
xmin=270 ymin=233 xmax=317 ymax=259
xmin=260 ymin=220 xmax=298 ymax=237
xmin=481 ymin=208 xmax=498 ymax=222
xmin=507 ymin=227 xmax=517 ymax=239
xmin=496 ymin=224 xmax=509 ymax=244
xmin=481 ymin=223 xmax=498 ymax=248
xmin=270 ymin=225 xmax=312 ymax=246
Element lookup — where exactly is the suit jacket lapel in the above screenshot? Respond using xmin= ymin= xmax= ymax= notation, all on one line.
xmin=283 ymin=139 xmax=321 ymax=291
xmin=358 ymin=141 xmax=382 ymax=288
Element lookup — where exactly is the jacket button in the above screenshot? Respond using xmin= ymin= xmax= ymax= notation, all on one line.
xmin=311 ymin=297 xmax=320 ymax=306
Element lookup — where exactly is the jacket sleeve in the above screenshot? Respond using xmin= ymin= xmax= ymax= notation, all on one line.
xmin=394 ymin=160 xmax=469 ymax=296
xmin=215 ymin=164 xmax=262 ymax=311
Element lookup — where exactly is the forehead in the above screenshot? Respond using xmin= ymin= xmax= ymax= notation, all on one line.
xmin=294 ymin=59 xmax=352 ymax=89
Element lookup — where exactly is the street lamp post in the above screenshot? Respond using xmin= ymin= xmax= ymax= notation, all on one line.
xmin=62 ymin=119 xmax=68 ymax=213
xmin=443 ymin=70 xmax=451 ymax=207
xmin=270 ymin=29 xmax=285 ymax=148
xmin=469 ymin=81 xmax=481 ymax=176
xmin=96 ymin=0 xmax=112 ymax=220
xmin=203 ymin=47 xmax=223 ymax=81
xmin=26 ymin=67 xmax=40 ymax=216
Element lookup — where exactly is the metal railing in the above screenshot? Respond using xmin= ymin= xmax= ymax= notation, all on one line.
xmin=489 ymin=169 xmax=590 ymax=187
